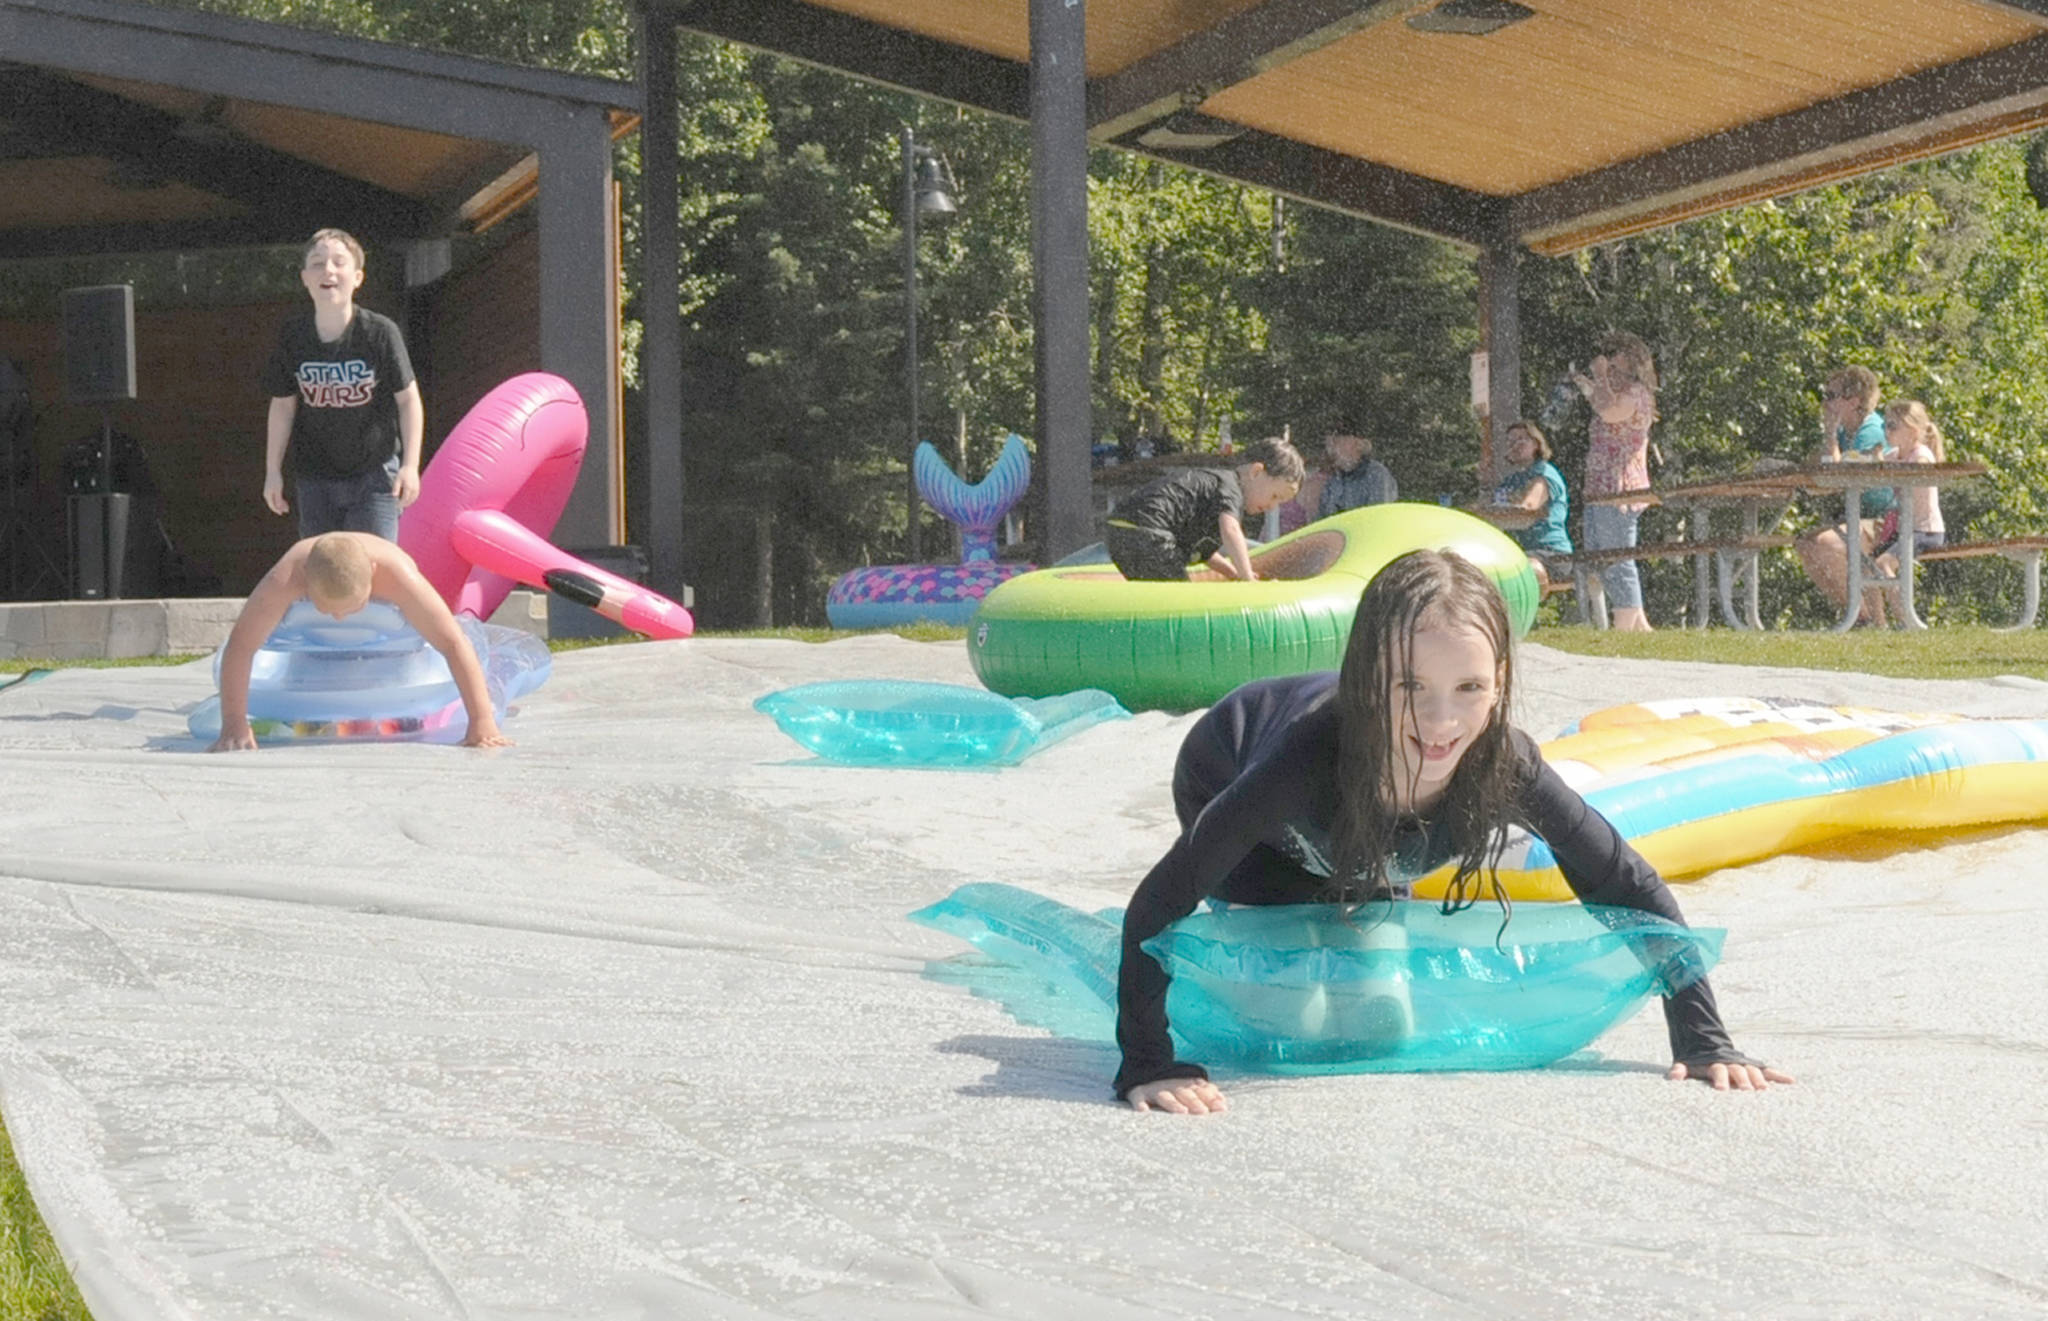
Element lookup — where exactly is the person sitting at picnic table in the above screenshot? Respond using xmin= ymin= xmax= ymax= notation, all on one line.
xmin=1491 ymin=418 xmax=1572 ymax=591
xmin=1872 ymin=400 xmax=1947 ymax=580
xmin=1793 ymin=366 xmax=1896 ymax=627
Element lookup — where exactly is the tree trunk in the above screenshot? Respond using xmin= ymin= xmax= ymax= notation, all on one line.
xmin=1139 ymin=167 xmax=1169 ymax=440
xmin=1138 ymin=248 xmax=1165 ymax=441
xmin=752 ymin=505 xmax=774 ymax=628
xmin=1094 ymin=263 xmax=1119 ymax=440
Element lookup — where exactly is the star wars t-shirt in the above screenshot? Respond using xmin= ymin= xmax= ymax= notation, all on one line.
xmin=262 ymin=308 xmax=415 ymax=479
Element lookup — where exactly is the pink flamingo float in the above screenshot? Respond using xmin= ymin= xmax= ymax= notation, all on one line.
xmin=403 ymin=373 xmax=693 ymax=638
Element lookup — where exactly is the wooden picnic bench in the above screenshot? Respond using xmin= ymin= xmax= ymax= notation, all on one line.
xmin=1913 ymin=537 xmax=2048 ymax=630
xmin=1560 ymin=536 xmax=1794 ymax=629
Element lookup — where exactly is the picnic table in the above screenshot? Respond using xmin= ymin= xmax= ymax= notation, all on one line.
xmin=1457 ymin=502 xmax=1542 ymax=533
xmin=1583 ymin=460 xmax=1987 ymax=631
xmin=1797 ymin=459 xmax=1986 ymax=631
xmin=1579 ymin=470 xmax=1806 ymax=629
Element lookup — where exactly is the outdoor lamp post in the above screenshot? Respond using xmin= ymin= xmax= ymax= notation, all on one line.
xmin=902 ymin=126 xmax=958 ymax=562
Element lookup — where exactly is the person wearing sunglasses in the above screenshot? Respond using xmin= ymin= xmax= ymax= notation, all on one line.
xmin=1794 ymin=365 xmax=1894 ymax=625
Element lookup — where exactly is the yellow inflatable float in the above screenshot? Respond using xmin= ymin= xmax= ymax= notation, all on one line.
xmin=1417 ymin=696 xmax=2048 ymax=902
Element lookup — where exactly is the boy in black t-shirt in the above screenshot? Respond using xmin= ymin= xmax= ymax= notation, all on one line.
xmin=261 ymin=229 xmax=423 ymax=541
xmin=1105 ymin=436 xmax=1304 ymax=582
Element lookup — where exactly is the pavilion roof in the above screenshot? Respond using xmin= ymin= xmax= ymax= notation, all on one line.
xmin=651 ymin=0 xmax=2048 ymax=252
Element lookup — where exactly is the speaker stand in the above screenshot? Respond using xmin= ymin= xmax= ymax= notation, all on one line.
xmin=0 ymin=415 xmax=63 ymax=602
xmin=65 ymin=407 xmax=123 ymax=600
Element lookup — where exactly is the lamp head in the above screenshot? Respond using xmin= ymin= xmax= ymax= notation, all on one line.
xmin=912 ymin=147 xmax=959 ymax=219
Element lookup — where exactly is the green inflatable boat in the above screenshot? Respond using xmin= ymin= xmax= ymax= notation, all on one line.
xmin=967 ymin=503 xmax=1539 ymax=711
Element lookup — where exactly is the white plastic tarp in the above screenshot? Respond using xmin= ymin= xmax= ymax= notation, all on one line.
xmin=1 ymin=637 xmax=2046 ymax=1319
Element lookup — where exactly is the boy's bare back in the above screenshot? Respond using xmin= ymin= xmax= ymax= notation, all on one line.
xmin=212 ymin=532 xmax=511 ymax=751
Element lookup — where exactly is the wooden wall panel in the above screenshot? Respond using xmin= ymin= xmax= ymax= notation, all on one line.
xmin=417 ymin=226 xmax=543 ymax=460
xmin=0 ymin=242 xmax=533 ymax=600
xmin=0 ymin=298 xmax=302 ymax=596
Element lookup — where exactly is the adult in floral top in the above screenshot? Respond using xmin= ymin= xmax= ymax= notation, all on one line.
xmin=1572 ymin=332 xmax=1658 ymax=632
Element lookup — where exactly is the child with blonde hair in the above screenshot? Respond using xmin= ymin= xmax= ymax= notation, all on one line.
xmin=1873 ymin=400 xmax=1947 ymax=579
xmin=211 ymin=532 xmax=510 ymax=752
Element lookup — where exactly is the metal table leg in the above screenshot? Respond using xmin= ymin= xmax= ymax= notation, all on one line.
xmin=1893 ymin=493 xmax=1926 ymax=630
xmin=1714 ymin=502 xmax=1764 ymax=630
xmin=1834 ymin=483 xmax=1864 ymax=633
xmin=2004 ymin=550 xmax=2043 ymax=631
xmin=1691 ymin=506 xmax=1711 ymax=629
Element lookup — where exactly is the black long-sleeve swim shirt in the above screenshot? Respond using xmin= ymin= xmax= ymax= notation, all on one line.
xmin=1115 ymin=671 xmax=1749 ymax=1099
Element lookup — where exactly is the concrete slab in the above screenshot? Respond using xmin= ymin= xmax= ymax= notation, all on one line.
xmin=105 ymin=603 xmax=170 ymax=659
xmin=0 ymin=590 xmax=555 ymax=661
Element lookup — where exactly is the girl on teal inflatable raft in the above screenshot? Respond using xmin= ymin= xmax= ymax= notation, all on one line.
xmin=919 ymin=551 xmax=1793 ymax=1111
xmin=1113 ymin=550 xmax=1792 ymax=1112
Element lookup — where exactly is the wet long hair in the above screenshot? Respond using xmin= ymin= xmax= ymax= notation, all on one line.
xmin=1327 ymin=550 xmax=1522 ymax=915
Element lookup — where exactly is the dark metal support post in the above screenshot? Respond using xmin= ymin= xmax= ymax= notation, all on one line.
xmin=1477 ymin=242 xmax=1522 ymax=486
xmin=639 ymin=5 xmax=685 ymax=595
xmin=536 ymin=109 xmax=621 ymax=547
xmin=1030 ymin=0 xmax=1093 ymax=561
xmin=903 ymin=126 xmax=923 ymax=563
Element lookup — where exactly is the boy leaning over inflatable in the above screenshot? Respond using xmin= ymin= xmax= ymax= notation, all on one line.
xmin=210 ymin=532 xmax=511 ymax=753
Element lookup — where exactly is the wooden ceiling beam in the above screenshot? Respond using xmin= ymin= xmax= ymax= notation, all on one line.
xmin=649 ymin=0 xmax=1492 ymax=246
xmin=0 ymin=64 xmax=439 ymax=235
xmin=653 ymin=0 xmax=1031 ymax=121
xmin=1969 ymin=0 xmax=2048 ymax=20
xmin=1509 ymin=32 xmax=2048 ymax=250
xmin=0 ymin=216 xmax=348 ymax=261
xmin=1133 ymin=126 xmax=1505 ymax=249
xmin=1087 ymin=0 xmax=1433 ymax=142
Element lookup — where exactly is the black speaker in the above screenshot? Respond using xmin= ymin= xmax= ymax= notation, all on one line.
xmin=69 ymin=493 xmax=132 ymax=599
xmin=61 ymin=284 xmax=137 ymax=405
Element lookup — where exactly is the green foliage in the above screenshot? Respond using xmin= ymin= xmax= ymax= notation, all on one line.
xmin=1520 ymin=142 xmax=2048 ymax=627
xmin=1233 ymin=204 xmax=1478 ymax=496
xmin=1087 ymin=157 xmax=1271 ymax=448
xmin=40 ymin=1 xmax=2048 ymax=630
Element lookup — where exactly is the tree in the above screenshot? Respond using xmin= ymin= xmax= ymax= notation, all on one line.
xmin=1519 ymin=141 xmax=2048 ymax=624
xmin=1233 ymin=204 xmax=1478 ymax=499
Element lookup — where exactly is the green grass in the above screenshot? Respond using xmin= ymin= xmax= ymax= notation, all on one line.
xmin=1528 ymin=621 xmax=2048 ymax=682
xmin=4 ymin=613 xmax=2035 ymax=1318
xmin=0 ymin=623 xmax=969 ymax=674
xmin=0 ymin=1114 xmax=91 ymax=1321
xmin=2 ymin=654 xmax=204 ymax=675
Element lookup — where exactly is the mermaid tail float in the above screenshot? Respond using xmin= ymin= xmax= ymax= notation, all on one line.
xmin=400 ymin=373 xmax=692 ymax=639
xmin=911 ymin=884 xmax=1720 ymax=1075
xmin=827 ymin=434 xmax=1036 ymax=627
xmin=914 ymin=434 xmax=1030 ymax=562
